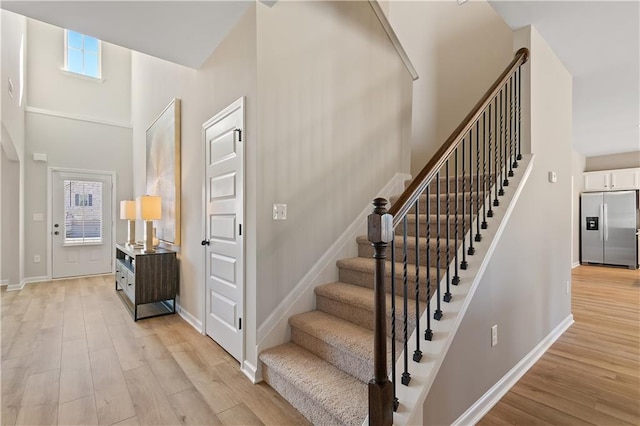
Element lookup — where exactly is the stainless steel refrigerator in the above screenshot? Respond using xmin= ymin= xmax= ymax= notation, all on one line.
xmin=581 ymin=190 xmax=639 ymax=269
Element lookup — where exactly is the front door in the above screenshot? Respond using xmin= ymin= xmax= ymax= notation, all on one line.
xmin=51 ymin=170 xmax=113 ymax=278
xmin=203 ymin=98 xmax=244 ymax=362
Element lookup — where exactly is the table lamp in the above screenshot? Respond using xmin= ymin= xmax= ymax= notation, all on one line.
xmin=120 ymin=200 xmax=136 ymax=247
xmin=136 ymin=195 xmax=161 ymax=252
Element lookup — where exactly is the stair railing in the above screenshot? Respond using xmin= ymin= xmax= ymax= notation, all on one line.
xmin=367 ymin=48 xmax=529 ymax=425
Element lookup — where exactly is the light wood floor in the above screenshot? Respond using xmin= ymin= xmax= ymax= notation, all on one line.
xmin=480 ymin=265 xmax=640 ymax=425
xmin=0 ymin=275 xmax=310 ymax=426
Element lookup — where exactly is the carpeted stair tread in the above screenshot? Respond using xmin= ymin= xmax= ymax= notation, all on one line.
xmin=314 ymin=282 xmax=424 ymax=340
xmin=356 ymin=234 xmax=460 ymax=252
xmin=260 ymin=343 xmax=367 ymax=426
xmin=290 ymin=310 xmax=397 ymax=382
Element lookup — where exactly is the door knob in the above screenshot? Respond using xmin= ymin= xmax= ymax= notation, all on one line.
xmin=54 ymin=224 xmax=59 ymax=228
xmin=54 ymin=231 xmax=59 ymax=235
xmin=201 ymin=240 xmax=210 ymax=246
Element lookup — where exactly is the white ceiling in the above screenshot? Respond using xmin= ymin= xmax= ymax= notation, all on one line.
xmin=3 ymin=1 xmax=637 ymax=157
xmin=489 ymin=0 xmax=640 ymax=157
xmin=1 ymin=1 xmax=252 ymax=69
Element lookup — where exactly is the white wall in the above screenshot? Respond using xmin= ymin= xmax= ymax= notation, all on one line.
xmin=1 ymin=149 xmax=20 ymax=284
xmin=1 ymin=10 xmax=27 ymax=286
xmin=1 ymin=10 xmax=26 ymax=160
xmin=572 ymin=149 xmax=585 ymax=266
xmin=27 ymin=19 xmax=131 ymax=123
xmin=388 ymin=0 xmax=513 ymax=176
xmin=255 ymin=0 xmax=412 ymax=328
xmin=423 ymin=25 xmax=573 ymax=424
xmin=131 ymin=5 xmax=258 ymax=362
xmin=25 ymin=18 xmax=132 ymax=279
xmin=584 ymin=151 xmax=640 ymax=172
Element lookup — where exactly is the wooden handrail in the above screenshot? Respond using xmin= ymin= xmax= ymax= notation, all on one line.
xmin=388 ymin=48 xmax=529 ymax=225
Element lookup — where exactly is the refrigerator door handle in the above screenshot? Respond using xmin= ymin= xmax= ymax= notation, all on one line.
xmin=603 ymin=203 xmax=609 ymax=241
xmin=599 ymin=204 xmax=604 ymax=242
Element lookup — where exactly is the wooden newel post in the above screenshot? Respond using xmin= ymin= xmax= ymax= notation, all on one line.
xmin=368 ymin=197 xmax=394 ymax=426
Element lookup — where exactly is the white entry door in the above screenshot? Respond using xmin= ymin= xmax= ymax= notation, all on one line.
xmin=51 ymin=170 xmax=113 ymax=279
xmin=203 ymin=98 xmax=244 ymax=362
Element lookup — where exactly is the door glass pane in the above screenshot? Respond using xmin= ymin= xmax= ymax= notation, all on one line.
xmin=63 ymin=179 xmax=103 ymax=244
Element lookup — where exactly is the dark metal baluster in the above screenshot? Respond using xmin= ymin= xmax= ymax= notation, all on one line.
xmin=481 ymin=109 xmax=488 ymax=229
xmin=413 ymin=199 xmax=422 ymax=362
xmin=498 ymin=88 xmax=505 ymax=197
xmin=467 ymin=129 xmax=475 ymax=256
xmin=517 ymin=66 xmax=522 ymax=162
xmin=474 ymin=120 xmax=482 ymax=242
xmin=401 ymin=216 xmax=410 ymax=385
xmin=508 ymin=74 xmax=515 ymax=178
xmin=452 ymin=146 xmax=460 ymax=285
xmin=460 ymin=136 xmax=468 ymax=270
xmin=390 ymin=243 xmax=398 ymax=411
xmin=444 ymin=159 xmax=452 ymax=303
xmin=503 ymin=83 xmax=510 ymax=188
xmin=434 ymin=172 xmax=443 ymax=321
xmin=488 ymin=103 xmax=494 ymax=217
xmin=424 ymin=184 xmax=433 ymax=341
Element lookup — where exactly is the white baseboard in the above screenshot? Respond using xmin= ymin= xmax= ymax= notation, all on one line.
xmin=7 ymin=275 xmax=49 ymax=291
xmin=255 ymin=172 xmax=411 ymax=358
xmin=176 ymin=302 xmax=203 ymax=333
xmin=452 ymin=314 xmax=574 ymax=426
xmin=572 ymin=261 xmax=580 ymax=269
xmin=0 ymin=279 xmax=8 ymax=286
xmin=241 ymin=360 xmax=259 ymax=384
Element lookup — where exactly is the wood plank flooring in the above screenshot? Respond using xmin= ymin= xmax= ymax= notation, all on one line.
xmin=1 ymin=275 xmax=310 ymax=426
xmin=480 ymin=265 xmax=640 ymax=425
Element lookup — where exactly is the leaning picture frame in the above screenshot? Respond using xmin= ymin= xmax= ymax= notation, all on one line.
xmin=146 ymin=98 xmax=181 ymax=246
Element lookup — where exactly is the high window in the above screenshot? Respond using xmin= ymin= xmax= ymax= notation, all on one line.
xmin=65 ymin=30 xmax=101 ymax=78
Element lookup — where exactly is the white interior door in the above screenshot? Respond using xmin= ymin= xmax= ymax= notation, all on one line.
xmin=203 ymin=98 xmax=244 ymax=362
xmin=52 ymin=170 xmax=113 ymax=279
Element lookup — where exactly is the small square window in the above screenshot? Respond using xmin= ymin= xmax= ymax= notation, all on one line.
xmin=65 ymin=30 xmax=101 ymax=79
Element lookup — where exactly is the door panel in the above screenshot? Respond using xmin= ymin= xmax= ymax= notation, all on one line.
xmin=204 ymin=98 xmax=244 ymax=362
xmin=52 ymin=170 xmax=113 ymax=278
xmin=581 ymin=192 xmax=603 ymax=264
xmin=604 ymin=191 xmax=637 ymax=267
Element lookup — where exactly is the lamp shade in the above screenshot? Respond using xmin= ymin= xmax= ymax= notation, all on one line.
xmin=120 ymin=200 xmax=136 ymax=220
xmin=136 ymin=195 xmax=162 ymax=221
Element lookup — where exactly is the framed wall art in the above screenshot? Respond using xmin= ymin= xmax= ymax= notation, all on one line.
xmin=146 ymin=98 xmax=181 ymax=246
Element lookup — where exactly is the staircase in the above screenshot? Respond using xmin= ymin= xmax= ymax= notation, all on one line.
xmin=260 ymin=48 xmax=529 ymax=425
xmin=260 ymin=176 xmax=481 ymax=425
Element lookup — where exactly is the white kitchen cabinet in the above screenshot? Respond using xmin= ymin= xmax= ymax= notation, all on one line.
xmin=583 ymin=168 xmax=639 ymax=191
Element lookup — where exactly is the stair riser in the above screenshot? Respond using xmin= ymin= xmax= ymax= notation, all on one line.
xmin=400 ymin=218 xmax=470 ymax=238
xmin=405 ymin=175 xmax=494 ymax=191
xmin=338 ymin=268 xmax=440 ymax=303
xmin=291 ymin=328 xmax=378 ymax=383
xmin=262 ymin=365 xmax=341 ymax=426
xmin=316 ymin=295 xmax=420 ymax=342
xmin=358 ymin=240 xmax=461 ymax=269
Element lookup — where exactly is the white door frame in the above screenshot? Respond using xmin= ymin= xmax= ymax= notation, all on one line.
xmin=47 ymin=167 xmax=117 ymax=280
xmin=201 ymin=97 xmax=245 ymax=365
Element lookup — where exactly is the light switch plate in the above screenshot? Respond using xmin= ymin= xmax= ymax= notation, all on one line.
xmin=273 ymin=204 xmax=287 ymax=220
xmin=548 ymin=171 xmax=557 ymax=183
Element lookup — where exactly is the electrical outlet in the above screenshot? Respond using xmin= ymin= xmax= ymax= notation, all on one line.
xmin=491 ymin=324 xmax=498 ymax=347
xmin=33 ymin=255 xmax=41 ymax=263
xmin=566 ymin=281 xmax=571 ymax=294
xmin=273 ymin=204 xmax=287 ymax=220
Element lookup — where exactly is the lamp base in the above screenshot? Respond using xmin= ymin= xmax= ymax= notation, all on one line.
xmin=143 ymin=220 xmax=156 ymax=253
xmin=126 ymin=220 xmax=136 ymax=247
